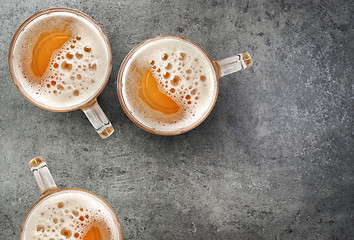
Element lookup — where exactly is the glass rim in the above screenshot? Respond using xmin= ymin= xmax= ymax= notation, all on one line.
xmin=8 ymin=7 xmax=112 ymax=112
xmin=117 ymin=35 xmax=219 ymax=135
xmin=20 ymin=188 xmax=124 ymax=239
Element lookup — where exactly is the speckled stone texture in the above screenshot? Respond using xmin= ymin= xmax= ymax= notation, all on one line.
xmin=0 ymin=0 xmax=353 ymax=239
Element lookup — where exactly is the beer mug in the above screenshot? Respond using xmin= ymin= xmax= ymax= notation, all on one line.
xmin=117 ymin=35 xmax=253 ymax=135
xmin=20 ymin=157 xmax=123 ymax=240
xmin=9 ymin=8 xmax=114 ymax=139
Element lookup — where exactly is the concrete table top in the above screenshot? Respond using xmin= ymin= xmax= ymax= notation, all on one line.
xmin=0 ymin=0 xmax=353 ymax=239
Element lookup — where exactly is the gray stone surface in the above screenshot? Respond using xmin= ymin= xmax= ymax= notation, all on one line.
xmin=0 ymin=0 xmax=353 ymax=239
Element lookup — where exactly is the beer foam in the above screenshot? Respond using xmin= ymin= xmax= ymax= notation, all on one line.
xmin=22 ymin=191 xmax=120 ymax=240
xmin=122 ymin=38 xmax=217 ymax=132
xmin=12 ymin=11 xmax=110 ymax=110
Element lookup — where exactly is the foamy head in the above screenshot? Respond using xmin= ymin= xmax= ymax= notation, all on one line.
xmin=120 ymin=37 xmax=217 ymax=134
xmin=10 ymin=9 xmax=111 ymax=111
xmin=21 ymin=190 xmax=122 ymax=240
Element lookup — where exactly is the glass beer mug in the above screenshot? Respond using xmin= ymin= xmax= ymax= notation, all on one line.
xmin=118 ymin=35 xmax=253 ymax=135
xmin=9 ymin=8 xmax=114 ymax=138
xmin=20 ymin=157 xmax=123 ymax=240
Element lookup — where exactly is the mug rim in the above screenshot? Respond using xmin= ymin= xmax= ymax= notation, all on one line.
xmin=117 ymin=35 xmax=219 ymax=136
xmin=19 ymin=188 xmax=124 ymax=240
xmin=8 ymin=7 xmax=112 ymax=112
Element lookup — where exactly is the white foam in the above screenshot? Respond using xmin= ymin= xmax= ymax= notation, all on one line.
xmin=12 ymin=11 xmax=110 ymax=110
xmin=121 ymin=38 xmax=217 ymax=132
xmin=22 ymin=190 xmax=120 ymax=240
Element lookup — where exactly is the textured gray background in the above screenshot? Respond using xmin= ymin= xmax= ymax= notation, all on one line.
xmin=0 ymin=0 xmax=353 ymax=239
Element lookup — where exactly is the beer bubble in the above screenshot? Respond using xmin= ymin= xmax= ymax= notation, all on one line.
xmin=150 ymin=60 xmax=155 ymax=65
xmin=200 ymin=75 xmax=206 ymax=81
xmin=186 ymin=69 xmax=191 ymax=74
xmin=61 ymin=61 xmax=72 ymax=71
xmin=191 ymin=89 xmax=197 ymax=95
xmin=76 ymin=36 xmax=81 ymax=41
xmin=75 ymin=52 xmax=83 ymax=59
xmin=66 ymin=52 xmax=74 ymax=59
xmin=161 ymin=53 xmax=168 ymax=60
xmin=77 ymin=74 xmax=82 ymax=80
xmin=73 ymin=90 xmax=80 ymax=96
xmin=58 ymin=202 xmax=64 ymax=208
xmin=53 ymin=63 xmax=59 ymax=68
xmin=179 ymin=52 xmax=186 ymax=60
xmin=170 ymin=88 xmax=175 ymax=93
xmin=70 ymin=44 xmax=75 ymax=49
xmin=171 ymin=75 xmax=180 ymax=86
xmin=165 ymin=63 xmax=172 ymax=70
xmin=51 ymin=81 xmax=56 ymax=86
xmin=186 ymin=95 xmax=191 ymax=100
xmin=60 ymin=228 xmax=72 ymax=238
xmin=88 ymin=63 xmax=97 ymax=70
xmin=84 ymin=45 xmax=91 ymax=52
xmin=163 ymin=72 xmax=170 ymax=79
xmin=37 ymin=225 xmax=45 ymax=232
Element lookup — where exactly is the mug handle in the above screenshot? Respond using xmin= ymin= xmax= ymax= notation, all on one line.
xmin=81 ymin=99 xmax=114 ymax=139
xmin=215 ymin=52 xmax=253 ymax=77
xmin=29 ymin=157 xmax=58 ymax=196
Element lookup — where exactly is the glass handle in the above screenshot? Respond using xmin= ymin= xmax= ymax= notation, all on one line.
xmin=82 ymin=99 xmax=114 ymax=139
xmin=29 ymin=156 xmax=57 ymax=196
xmin=215 ymin=52 xmax=253 ymax=78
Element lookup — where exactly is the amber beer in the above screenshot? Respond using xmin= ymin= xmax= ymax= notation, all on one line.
xmin=20 ymin=157 xmax=123 ymax=240
xmin=22 ymin=190 xmax=121 ymax=240
xmin=118 ymin=35 xmax=252 ymax=135
xmin=9 ymin=8 xmax=114 ymax=138
xmin=10 ymin=9 xmax=110 ymax=109
xmin=118 ymin=36 xmax=218 ymax=135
